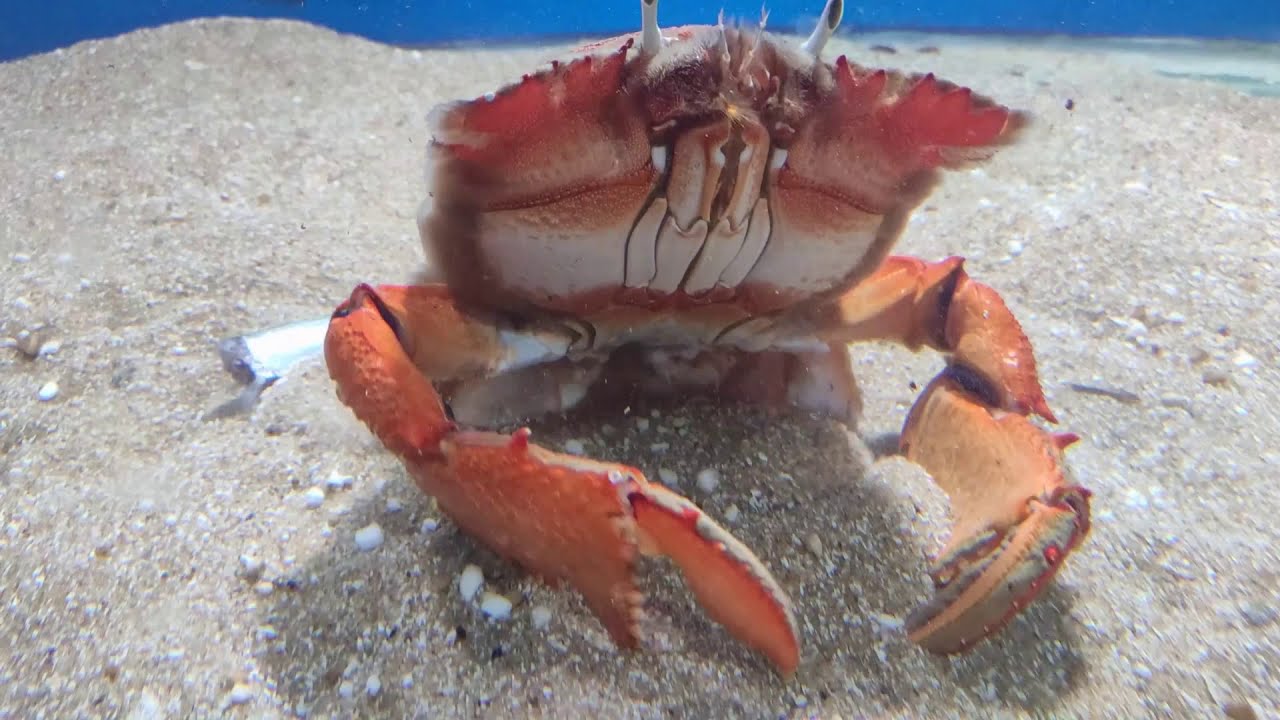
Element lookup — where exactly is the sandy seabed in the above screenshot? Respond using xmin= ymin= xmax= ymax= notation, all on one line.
xmin=1 ymin=17 xmax=1278 ymax=720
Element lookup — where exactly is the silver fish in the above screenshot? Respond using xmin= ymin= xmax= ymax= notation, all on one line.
xmin=205 ymin=316 xmax=329 ymax=419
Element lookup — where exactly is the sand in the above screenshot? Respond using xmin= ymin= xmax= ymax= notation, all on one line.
xmin=1 ymin=17 xmax=1278 ymax=719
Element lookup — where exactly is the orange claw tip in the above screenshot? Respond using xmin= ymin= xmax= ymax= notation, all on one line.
xmin=905 ymin=494 xmax=1089 ymax=655
xmin=1051 ymin=432 xmax=1082 ymax=450
xmin=629 ymin=486 xmax=801 ymax=677
xmin=1030 ymin=396 xmax=1058 ymax=424
xmin=508 ymin=427 xmax=532 ymax=450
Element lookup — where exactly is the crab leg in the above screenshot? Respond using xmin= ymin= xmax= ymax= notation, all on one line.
xmin=811 ymin=255 xmax=1091 ymax=653
xmin=324 ymin=283 xmax=801 ymax=675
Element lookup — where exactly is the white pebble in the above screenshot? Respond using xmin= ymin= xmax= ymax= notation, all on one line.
xmin=253 ymin=581 xmax=274 ymax=597
xmin=657 ymin=468 xmax=679 ymax=487
xmin=870 ymin=612 xmax=904 ymax=633
xmin=696 ymin=468 xmax=721 ymax=494
xmin=804 ymin=532 xmax=824 ymax=556
xmin=385 ymin=497 xmax=403 ymax=513
xmin=239 ymin=554 xmax=264 ymax=578
xmin=326 ymin=473 xmax=354 ymax=490
xmin=302 ymin=487 xmax=325 ymax=509
xmin=1233 ymin=351 xmax=1258 ymax=368
xmin=1124 ymin=488 xmax=1149 ymax=510
xmin=420 ymin=518 xmax=439 ymax=533
xmin=458 ymin=564 xmax=484 ymax=601
xmin=353 ymin=523 xmax=384 ymax=552
xmin=53 ymin=169 xmax=66 ymax=181
xmin=724 ymin=505 xmax=741 ymax=524
xmin=227 ymin=683 xmax=253 ymax=705
xmin=563 ymin=438 xmax=586 ymax=455
xmin=366 ymin=675 xmax=382 ymax=697
xmin=480 ymin=592 xmax=513 ymax=621
xmin=1007 ymin=239 xmax=1024 ymax=256
xmin=37 ymin=381 xmax=59 ymax=402
xmin=530 ymin=605 xmax=553 ymax=630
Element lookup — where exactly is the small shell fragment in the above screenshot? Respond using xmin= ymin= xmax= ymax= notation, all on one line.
xmin=37 ymin=381 xmax=59 ymax=401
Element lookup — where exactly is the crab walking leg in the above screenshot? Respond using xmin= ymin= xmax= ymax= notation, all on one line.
xmin=813 ymin=255 xmax=1091 ymax=653
xmin=324 ymin=283 xmax=801 ymax=675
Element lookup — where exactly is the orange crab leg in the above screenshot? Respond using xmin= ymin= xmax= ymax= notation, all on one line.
xmin=813 ymin=255 xmax=1091 ymax=653
xmin=325 ymin=284 xmax=801 ymax=675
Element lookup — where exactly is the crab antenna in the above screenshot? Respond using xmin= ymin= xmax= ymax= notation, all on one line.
xmin=716 ymin=13 xmax=730 ymax=63
xmin=641 ymin=0 xmax=662 ymax=57
xmin=800 ymin=0 xmax=843 ymax=57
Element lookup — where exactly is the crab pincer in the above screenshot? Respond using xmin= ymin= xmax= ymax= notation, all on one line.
xmin=326 ymin=283 xmax=801 ymax=674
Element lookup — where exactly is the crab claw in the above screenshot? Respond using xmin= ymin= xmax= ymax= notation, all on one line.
xmin=426 ymin=431 xmax=801 ymax=675
xmin=899 ymin=374 xmax=1091 ymax=653
xmin=325 ymin=283 xmax=800 ymax=676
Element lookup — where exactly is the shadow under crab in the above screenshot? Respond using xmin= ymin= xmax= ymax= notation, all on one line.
xmin=254 ymin=390 xmax=1084 ymax=716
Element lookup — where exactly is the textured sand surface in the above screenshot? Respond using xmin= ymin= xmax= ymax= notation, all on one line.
xmin=2 ymin=18 xmax=1278 ymax=719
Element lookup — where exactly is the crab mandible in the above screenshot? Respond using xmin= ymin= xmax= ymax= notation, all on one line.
xmin=324 ymin=0 xmax=1092 ymax=676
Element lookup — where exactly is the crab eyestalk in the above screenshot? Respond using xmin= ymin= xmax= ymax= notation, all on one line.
xmin=640 ymin=0 xmax=662 ymax=57
xmin=801 ymin=0 xmax=844 ymax=57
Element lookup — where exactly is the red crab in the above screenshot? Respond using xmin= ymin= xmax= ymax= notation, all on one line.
xmin=324 ymin=0 xmax=1091 ymax=676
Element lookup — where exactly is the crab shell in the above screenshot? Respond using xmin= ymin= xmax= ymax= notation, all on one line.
xmin=323 ymin=0 xmax=1092 ymax=676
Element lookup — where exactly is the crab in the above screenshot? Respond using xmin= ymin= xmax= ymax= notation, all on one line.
xmin=322 ymin=0 xmax=1092 ymax=676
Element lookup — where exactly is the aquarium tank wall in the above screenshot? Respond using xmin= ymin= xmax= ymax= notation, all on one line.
xmin=3 ymin=0 xmax=1280 ymax=61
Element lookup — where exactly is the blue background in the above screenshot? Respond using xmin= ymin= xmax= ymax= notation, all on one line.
xmin=3 ymin=1 xmax=1279 ymax=62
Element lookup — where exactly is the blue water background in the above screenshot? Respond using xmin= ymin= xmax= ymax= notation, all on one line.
xmin=4 ymin=0 xmax=1279 ymax=62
